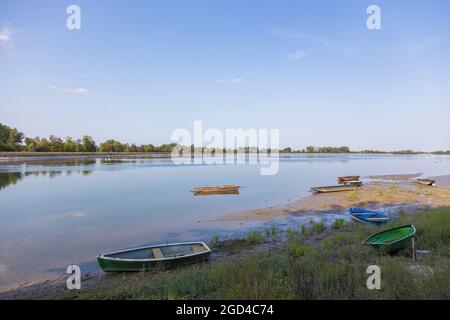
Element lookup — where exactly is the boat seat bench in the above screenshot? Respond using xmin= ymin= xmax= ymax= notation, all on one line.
xmin=152 ymin=248 xmax=164 ymax=259
xmin=192 ymin=244 xmax=205 ymax=253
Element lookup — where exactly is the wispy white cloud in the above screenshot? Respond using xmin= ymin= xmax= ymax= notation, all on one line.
xmin=47 ymin=211 xmax=88 ymax=220
xmin=267 ymin=26 xmax=314 ymax=41
xmin=0 ymin=24 xmax=15 ymax=49
xmin=229 ymin=78 xmax=244 ymax=84
xmin=408 ymin=35 xmax=440 ymax=55
xmin=268 ymin=26 xmax=353 ymax=56
xmin=216 ymin=78 xmax=244 ymax=84
xmin=285 ymin=49 xmax=312 ymax=61
xmin=50 ymin=85 xmax=90 ymax=95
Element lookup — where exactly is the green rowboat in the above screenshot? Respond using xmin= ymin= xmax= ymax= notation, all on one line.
xmin=362 ymin=225 xmax=416 ymax=254
xmin=97 ymin=242 xmax=211 ymax=272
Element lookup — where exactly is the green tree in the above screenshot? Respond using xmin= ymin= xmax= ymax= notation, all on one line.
xmin=63 ymin=137 xmax=78 ymax=152
xmin=48 ymin=135 xmax=64 ymax=152
xmin=306 ymin=146 xmax=315 ymax=153
xmin=0 ymin=123 xmax=24 ymax=151
xmin=81 ymin=135 xmax=97 ymax=152
xmin=339 ymin=146 xmax=350 ymax=153
xmin=99 ymin=139 xmax=125 ymax=152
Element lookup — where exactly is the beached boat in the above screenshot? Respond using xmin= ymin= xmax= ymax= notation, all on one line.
xmin=97 ymin=242 xmax=211 ymax=272
xmin=338 ymin=176 xmax=360 ymax=183
xmin=350 ymin=212 xmax=394 ymax=225
xmin=350 ymin=208 xmax=384 ymax=215
xmin=362 ymin=225 xmax=416 ymax=253
xmin=341 ymin=181 xmax=363 ymax=186
xmin=310 ymin=184 xmax=360 ymax=193
xmin=416 ymin=179 xmax=436 ymax=186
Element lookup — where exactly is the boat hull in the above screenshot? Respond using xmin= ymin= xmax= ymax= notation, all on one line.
xmin=311 ymin=185 xmax=360 ymax=193
xmin=97 ymin=242 xmax=211 ymax=273
xmin=350 ymin=213 xmax=393 ymax=225
xmin=194 ymin=190 xmax=239 ymax=196
xmin=362 ymin=225 xmax=416 ymax=254
xmin=97 ymin=251 xmax=211 ymax=272
xmin=338 ymin=176 xmax=360 ymax=182
xmin=193 ymin=185 xmax=239 ymax=192
xmin=416 ymin=179 xmax=435 ymax=186
xmin=349 ymin=208 xmax=379 ymax=215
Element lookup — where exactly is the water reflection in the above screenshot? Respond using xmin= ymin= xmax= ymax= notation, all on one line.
xmin=0 ymin=169 xmax=93 ymax=190
xmin=22 ymin=159 xmax=97 ymax=166
xmin=0 ymin=172 xmax=22 ymax=190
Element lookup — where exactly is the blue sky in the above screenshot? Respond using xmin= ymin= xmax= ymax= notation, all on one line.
xmin=0 ymin=0 xmax=449 ymax=151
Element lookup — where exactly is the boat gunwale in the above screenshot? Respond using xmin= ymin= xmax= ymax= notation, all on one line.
xmin=416 ymin=179 xmax=436 ymax=186
xmin=349 ymin=208 xmax=384 ymax=215
xmin=310 ymin=185 xmax=360 ymax=193
xmin=350 ymin=212 xmax=393 ymax=224
xmin=338 ymin=176 xmax=360 ymax=181
xmin=192 ymin=185 xmax=239 ymax=191
xmin=97 ymin=241 xmax=211 ymax=262
xmin=362 ymin=224 xmax=416 ymax=246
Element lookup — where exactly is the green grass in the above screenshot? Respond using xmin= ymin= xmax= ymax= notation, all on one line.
xmin=312 ymin=221 xmax=326 ymax=233
xmin=245 ymin=231 xmax=262 ymax=244
xmin=208 ymin=235 xmax=220 ymax=248
xmin=13 ymin=207 xmax=450 ymax=300
xmin=332 ymin=218 xmax=345 ymax=229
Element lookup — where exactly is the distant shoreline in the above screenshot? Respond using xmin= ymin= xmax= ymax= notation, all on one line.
xmin=0 ymin=152 xmax=173 ymax=163
xmin=1 ymin=151 xmax=449 ymax=165
xmin=1 ymin=151 xmax=448 ymax=157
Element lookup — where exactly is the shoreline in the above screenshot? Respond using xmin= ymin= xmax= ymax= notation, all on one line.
xmin=0 ymin=152 xmax=173 ymax=164
xmin=1 ymin=152 xmax=447 ymax=164
xmin=1 ymin=205 xmax=449 ymax=299
xmin=219 ymin=174 xmax=450 ymax=221
xmin=1 ymin=173 xmax=450 ymax=298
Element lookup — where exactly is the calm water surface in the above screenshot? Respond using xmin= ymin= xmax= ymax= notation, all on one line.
xmin=0 ymin=154 xmax=449 ymax=289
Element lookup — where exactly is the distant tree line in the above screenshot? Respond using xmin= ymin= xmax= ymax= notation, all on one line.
xmin=0 ymin=123 xmax=178 ymax=153
xmin=1 ymin=123 xmax=449 ymax=154
xmin=280 ymin=146 xmax=351 ymax=153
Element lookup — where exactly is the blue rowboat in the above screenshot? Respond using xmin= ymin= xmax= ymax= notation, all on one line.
xmin=350 ymin=208 xmax=382 ymax=215
xmin=350 ymin=211 xmax=394 ymax=225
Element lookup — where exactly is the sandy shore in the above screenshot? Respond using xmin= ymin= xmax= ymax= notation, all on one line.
xmin=220 ymin=174 xmax=450 ymax=221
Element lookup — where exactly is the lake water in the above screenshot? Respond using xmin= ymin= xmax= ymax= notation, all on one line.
xmin=0 ymin=154 xmax=449 ymax=290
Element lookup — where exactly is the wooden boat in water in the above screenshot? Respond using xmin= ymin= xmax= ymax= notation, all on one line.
xmin=194 ymin=190 xmax=240 ymax=196
xmin=362 ymin=225 xmax=416 ymax=253
xmin=416 ymin=179 xmax=436 ymax=186
xmin=193 ymin=185 xmax=239 ymax=192
xmin=310 ymin=184 xmax=360 ymax=193
xmin=97 ymin=242 xmax=211 ymax=272
xmin=192 ymin=185 xmax=240 ymax=195
xmin=338 ymin=176 xmax=360 ymax=183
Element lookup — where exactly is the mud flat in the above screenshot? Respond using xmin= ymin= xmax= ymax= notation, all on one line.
xmin=221 ymin=174 xmax=450 ymax=221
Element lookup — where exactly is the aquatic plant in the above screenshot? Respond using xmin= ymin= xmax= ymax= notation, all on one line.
xmin=312 ymin=221 xmax=325 ymax=233
xmin=245 ymin=231 xmax=262 ymax=244
xmin=332 ymin=218 xmax=345 ymax=229
xmin=208 ymin=235 xmax=220 ymax=247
